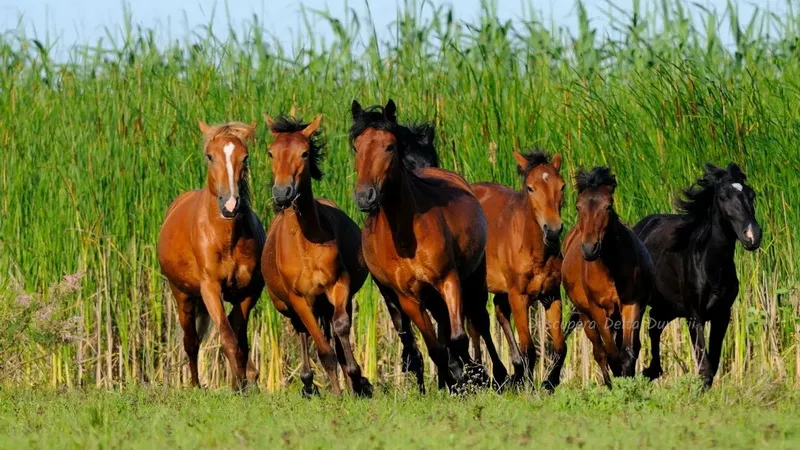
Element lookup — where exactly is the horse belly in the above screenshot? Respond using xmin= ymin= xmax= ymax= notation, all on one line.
xmin=157 ymin=197 xmax=202 ymax=295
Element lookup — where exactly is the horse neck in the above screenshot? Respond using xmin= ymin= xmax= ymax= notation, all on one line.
xmin=704 ymin=204 xmax=737 ymax=258
xmin=380 ymin=163 xmax=417 ymax=222
xmin=599 ymin=210 xmax=626 ymax=272
xmin=284 ymin=178 xmax=326 ymax=241
xmin=520 ymin=196 xmax=549 ymax=258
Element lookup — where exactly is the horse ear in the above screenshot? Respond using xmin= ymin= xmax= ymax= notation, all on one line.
xmin=197 ymin=119 xmax=212 ymax=136
xmin=236 ymin=121 xmax=257 ymax=142
xmin=351 ymin=100 xmax=363 ymax=118
xmin=552 ymin=153 xmax=562 ymax=171
xmin=302 ymin=115 xmax=323 ymax=138
xmin=513 ymin=151 xmax=528 ymax=171
xmin=263 ymin=113 xmax=278 ymax=137
xmin=385 ymin=99 xmax=397 ymax=122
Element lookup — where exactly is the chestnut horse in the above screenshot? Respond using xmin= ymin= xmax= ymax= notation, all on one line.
xmin=261 ymin=114 xmax=372 ymax=397
xmin=157 ymin=120 xmax=265 ymax=390
xmin=351 ymin=99 xmax=507 ymax=391
xmin=561 ymin=167 xmax=653 ymax=387
xmin=471 ymin=150 xmax=567 ymax=390
xmin=635 ymin=163 xmax=761 ymax=388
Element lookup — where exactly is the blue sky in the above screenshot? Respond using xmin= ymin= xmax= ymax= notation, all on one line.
xmin=0 ymin=0 xmax=788 ymax=55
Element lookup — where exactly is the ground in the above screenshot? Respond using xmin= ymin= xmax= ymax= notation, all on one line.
xmin=2 ymin=377 xmax=798 ymax=449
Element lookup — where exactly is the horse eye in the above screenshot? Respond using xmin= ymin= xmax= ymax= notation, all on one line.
xmin=206 ymin=154 xmax=213 ymax=162
xmin=560 ymin=185 xmax=566 ymax=192
xmin=242 ymin=155 xmax=249 ymax=164
xmin=386 ymin=144 xmax=397 ymax=153
xmin=719 ymin=195 xmax=728 ymax=202
xmin=301 ymin=151 xmax=310 ymax=159
xmin=527 ymin=186 xmax=534 ymax=193
xmin=267 ymin=152 xmax=273 ymax=159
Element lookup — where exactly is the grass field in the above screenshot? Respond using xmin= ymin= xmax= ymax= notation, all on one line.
xmin=2 ymin=378 xmax=799 ymax=449
xmin=0 ymin=0 xmax=799 ymax=393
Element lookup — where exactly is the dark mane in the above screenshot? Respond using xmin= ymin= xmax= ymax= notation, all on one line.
xmin=575 ymin=166 xmax=617 ymax=194
xmin=671 ymin=163 xmax=747 ymax=249
xmin=349 ymin=104 xmax=439 ymax=170
xmin=270 ymin=115 xmax=326 ymax=180
xmin=516 ymin=150 xmax=551 ymax=178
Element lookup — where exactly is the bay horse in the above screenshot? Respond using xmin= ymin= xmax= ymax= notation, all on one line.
xmin=561 ymin=167 xmax=653 ymax=387
xmin=261 ymin=114 xmax=372 ymax=397
xmin=635 ymin=163 xmax=761 ymax=388
xmin=350 ymin=99 xmax=507 ymax=391
xmin=157 ymin=120 xmax=265 ymax=391
xmin=471 ymin=150 xmax=567 ymax=390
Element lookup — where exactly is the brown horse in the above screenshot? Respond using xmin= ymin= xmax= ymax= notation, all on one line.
xmin=157 ymin=120 xmax=265 ymax=390
xmin=561 ymin=167 xmax=653 ymax=387
xmin=471 ymin=150 xmax=567 ymax=390
xmin=261 ymin=114 xmax=372 ymax=397
xmin=350 ymin=99 xmax=507 ymax=391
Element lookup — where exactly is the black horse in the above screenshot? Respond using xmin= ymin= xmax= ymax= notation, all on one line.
xmin=634 ymin=163 xmax=761 ymax=388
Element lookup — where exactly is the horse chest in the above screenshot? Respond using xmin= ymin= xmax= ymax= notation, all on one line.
xmin=363 ymin=236 xmax=437 ymax=296
xmin=279 ymin=241 xmax=338 ymax=296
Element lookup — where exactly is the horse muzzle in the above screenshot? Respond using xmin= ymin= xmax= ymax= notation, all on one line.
xmin=272 ymin=183 xmax=297 ymax=208
xmin=581 ymin=241 xmax=602 ymax=261
xmin=740 ymin=222 xmax=762 ymax=251
xmin=355 ymin=185 xmax=379 ymax=212
xmin=218 ymin=195 xmax=240 ymax=219
xmin=543 ymin=223 xmax=563 ymax=247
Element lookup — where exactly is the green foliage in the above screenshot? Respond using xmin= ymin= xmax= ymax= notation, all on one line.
xmin=1 ymin=380 xmax=800 ymax=448
xmin=0 ymin=0 xmax=798 ymax=387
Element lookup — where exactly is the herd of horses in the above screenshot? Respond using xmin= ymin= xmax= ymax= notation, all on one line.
xmin=156 ymin=100 xmax=762 ymax=396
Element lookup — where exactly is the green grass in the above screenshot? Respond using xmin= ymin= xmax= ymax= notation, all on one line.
xmin=2 ymin=379 xmax=799 ymax=449
xmin=0 ymin=0 xmax=799 ymax=389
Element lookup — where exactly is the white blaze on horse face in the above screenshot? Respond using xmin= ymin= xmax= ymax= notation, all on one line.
xmin=732 ymin=183 xmax=743 ymax=192
xmin=223 ymin=142 xmax=237 ymax=212
xmin=745 ymin=223 xmax=755 ymax=242
xmin=542 ymin=173 xmax=549 ymax=181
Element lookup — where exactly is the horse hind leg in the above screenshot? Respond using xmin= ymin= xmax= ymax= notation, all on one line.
xmin=172 ymin=284 xmax=201 ymax=387
xmin=462 ymin=264 xmax=507 ymax=389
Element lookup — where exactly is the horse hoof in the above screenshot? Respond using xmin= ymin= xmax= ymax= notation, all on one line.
xmin=642 ymin=366 xmax=662 ymax=381
xmin=542 ymin=379 xmax=559 ymax=393
xmin=354 ymin=377 xmax=373 ymax=398
xmin=302 ymin=384 xmax=320 ymax=398
xmin=450 ymin=362 xmax=490 ymax=396
xmin=402 ymin=347 xmax=423 ymax=374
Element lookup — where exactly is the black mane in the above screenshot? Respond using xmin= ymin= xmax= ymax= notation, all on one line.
xmin=575 ymin=166 xmax=617 ymax=194
xmin=671 ymin=163 xmax=747 ymax=249
xmin=349 ymin=103 xmax=438 ymax=170
xmin=517 ymin=150 xmax=551 ymax=178
xmin=270 ymin=115 xmax=326 ymax=180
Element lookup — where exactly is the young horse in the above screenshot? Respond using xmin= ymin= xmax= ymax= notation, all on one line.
xmin=561 ymin=167 xmax=653 ymax=387
xmin=471 ymin=150 xmax=567 ymax=390
xmin=351 ymin=99 xmax=507 ymax=391
xmin=157 ymin=120 xmax=264 ymax=391
xmin=635 ymin=163 xmax=761 ymax=388
xmin=261 ymin=114 xmax=372 ymax=397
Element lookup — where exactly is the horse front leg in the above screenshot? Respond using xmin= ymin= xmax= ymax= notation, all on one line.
xmin=543 ymin=296 xmax=567 ymax=392
xmin=200 ymin=279 xmax=246 ymax=391
xmin=703 ymin=309 xmax=731 ymax=388
xmin=327 ymin=276 xmax=373 ymax=398
xmin=398 ymin=294 xmax=457 ymax=389
xmin=619 ymin=301 xmax=642 ymax=377
xmin=375 ymin=279 xmax=424 ymax=393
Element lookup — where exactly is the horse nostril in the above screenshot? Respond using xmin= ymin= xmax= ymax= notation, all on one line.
xmin=367 ymin=188 xmax=377 ymax=202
